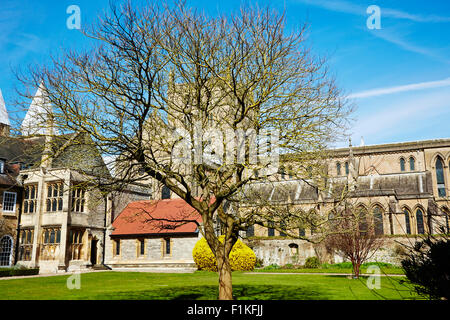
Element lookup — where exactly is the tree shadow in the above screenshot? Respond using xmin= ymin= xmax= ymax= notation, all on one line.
xmin=95 ymin=285 xmax=328 ymax=300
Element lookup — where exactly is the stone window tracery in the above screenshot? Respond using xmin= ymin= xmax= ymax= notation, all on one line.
xmin=416 ymin=208 xmax=425 ymax=234
xmin=71 ymin=185 xmax=86 ymax=213
xmin=46 ymin=182 xmax=64 ymax=212
xmin=19 ymin=229 xmax=33 ymax=261
xmin=70 ymin=229 xmax=84 ymax=260
xmin=41 ymin=227 xmax=61 ymax=260
xmin=23 ymin=185 xmax=38 ymax=214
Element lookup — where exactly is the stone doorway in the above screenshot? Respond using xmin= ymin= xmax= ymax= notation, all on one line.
xmin=90 ymin=239 xmax=98 ymax=265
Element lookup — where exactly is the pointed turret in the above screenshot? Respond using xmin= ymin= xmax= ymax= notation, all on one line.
xmin=21 ymin=82 xmax=57 ymax=137
xmin=0 ymin=89 xmax=10 ymax=136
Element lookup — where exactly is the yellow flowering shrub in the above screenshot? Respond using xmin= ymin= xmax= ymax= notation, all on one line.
xmin=192 ymin=236 xmax=256 ymax=271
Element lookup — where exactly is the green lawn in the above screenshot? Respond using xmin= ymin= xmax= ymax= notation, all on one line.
xmin=0 ymin=271 xmax=419 ymax=300
xmin=253 ymin=267 xmax=405 ymax=275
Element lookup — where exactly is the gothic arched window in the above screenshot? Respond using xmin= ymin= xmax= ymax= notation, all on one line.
xmin=400 ymin=158 xmax=406 ymax=172
xmin=409 ymin=157 xmax=415 ymax=171
xmin=373 ymin=206 xmax=384 ymax=235
xmin=416 ymin=208 xmax=425 ymax=234
xmin=336 ymin=162 xmax=341 ymax=176
xmin=436 ymin=157 xmax=446 ymax=197
xmin=345 ymin=162 xmax=349 ymax=175
xmin=403 ymin=208 xmax=411 ymax=235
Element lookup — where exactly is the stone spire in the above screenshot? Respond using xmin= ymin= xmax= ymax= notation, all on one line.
xmin=0 ymin=89 xmax=10 ymax=136
xmin=21 ymin=82 xmax=57 ymax=137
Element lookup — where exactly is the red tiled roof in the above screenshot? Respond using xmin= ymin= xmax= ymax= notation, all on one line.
xmin=111 ymin=199 xmax=203 ymax=236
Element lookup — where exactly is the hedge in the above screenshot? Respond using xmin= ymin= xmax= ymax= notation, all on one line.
xmin=0 ymin=267 xmax=40 ymax=278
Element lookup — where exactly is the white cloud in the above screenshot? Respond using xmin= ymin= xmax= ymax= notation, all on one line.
xmin=350 ymin=89 xmax=450 ymax=144
xmin=348 ymin=77 xmax=450 ymax=99
xmin=294 ymin=0 xmax=450 ymax=23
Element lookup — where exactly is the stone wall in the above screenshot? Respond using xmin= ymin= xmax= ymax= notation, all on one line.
xmin=104 ymin=230 xmax=201 ymax=268
xmin=247 ymin=236 xmax=421 ymax=267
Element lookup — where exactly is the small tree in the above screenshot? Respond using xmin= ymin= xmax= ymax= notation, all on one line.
xmin=325 ymin=201 xmax=385 ymax=279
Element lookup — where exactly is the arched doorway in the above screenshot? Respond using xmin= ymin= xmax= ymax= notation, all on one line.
xmin=90 ymin=238 xmax=98 ymax=265
xmin=0 ymin=235 xmax=13 ymax=267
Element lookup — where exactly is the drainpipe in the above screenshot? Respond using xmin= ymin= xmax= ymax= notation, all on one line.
xmin=101 ymin=194 xmax=111 ymax=270
xmin=13 ymin=175 xmax=26 ymax=265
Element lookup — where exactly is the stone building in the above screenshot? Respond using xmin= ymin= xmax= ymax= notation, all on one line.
xmin=247 ymin=138 xmax=450 ymax=266
xmin=0 ymin=86 xmax=150 ymax=273
xmin=105 ymin=198 xmax=202 ymax=271
xmin=0 ymin=89 xmax=22 ymax=267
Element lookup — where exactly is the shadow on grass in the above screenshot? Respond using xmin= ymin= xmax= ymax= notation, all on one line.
xmin=95 ymin=285 xmax=328 ymax=300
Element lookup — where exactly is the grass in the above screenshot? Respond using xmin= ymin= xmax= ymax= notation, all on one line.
xmin=0 ymin=271 xmax=419 ymax=300
xmin=255 ymin=262 xmax=405 ymax=275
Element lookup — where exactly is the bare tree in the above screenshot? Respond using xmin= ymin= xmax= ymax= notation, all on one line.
xmin=16 ymin=1 xmax=352 ymax=299
xmin=324 ymin=200 xmax=385 ymax=279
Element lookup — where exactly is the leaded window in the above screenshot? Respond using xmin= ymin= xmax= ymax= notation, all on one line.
xmin=19 ymin=229 xmax=34 ymax=261
xmin=436 ymin=157 xmax=446 ymax=197
xmin=373 ymin=206 xmax=384 ymax=235
xmin=336 ymin=162 xmax=341 ymax=176
xmin=404 ymin=208 xmax=411 ymax=235
xmin=409 ymin=157 xmax=415 ymax=171
xmin=400 ymin=158 xmax=406 ymax=172
xmin=139 ymin=239 xmax=145 ymax=256
xmin=69 ymin=229 xmax=84 ymax=260
xmin=40 ymin=227 xmax=61 ymax=260
xmin=71 ymin=186 xmax=86 ymax=213
xmin=23 ymin=185 xmax=38 ymax=214
xmin=164 ymin=238 xmax=171 ymax=256
xmin=114 ymin=239 xmax=120 ymax=256
xmin=416 ymin=209 xmax=425 ymax=234
xmin=46 ymin=182 xmax=63 ymax=212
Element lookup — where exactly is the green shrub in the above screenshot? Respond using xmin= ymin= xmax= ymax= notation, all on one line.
xmin=192 ymin=236 xmax=256 ymax=271
xmin=0 ymin=267 xmax=39 ymax=277
xmin=282 ymin=263 xmax=294 ymax=269
xmin=255 ymin=257 xmax=264 ymax=268
xmin=263 ymin=264 xmax=280 ymax=270
xmin=304 ymin=257 xmax=320 ymax=268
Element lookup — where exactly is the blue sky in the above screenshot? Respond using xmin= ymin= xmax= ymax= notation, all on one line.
xmin=1 ymin=0 xmax=449 ymax=148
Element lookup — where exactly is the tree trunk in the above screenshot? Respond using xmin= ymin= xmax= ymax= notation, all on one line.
xmin=352 ymin=261 xmax=361 ymax=279
xmin=216 ymin=250 xmax=233 ymax=300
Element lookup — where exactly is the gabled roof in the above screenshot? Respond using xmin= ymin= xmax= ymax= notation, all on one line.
xmin=111 ymin=199 xmax=202 ymax=236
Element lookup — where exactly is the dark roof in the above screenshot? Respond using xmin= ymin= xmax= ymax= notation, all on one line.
xmin=0 ymin=132 xmax=110 ymax=186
